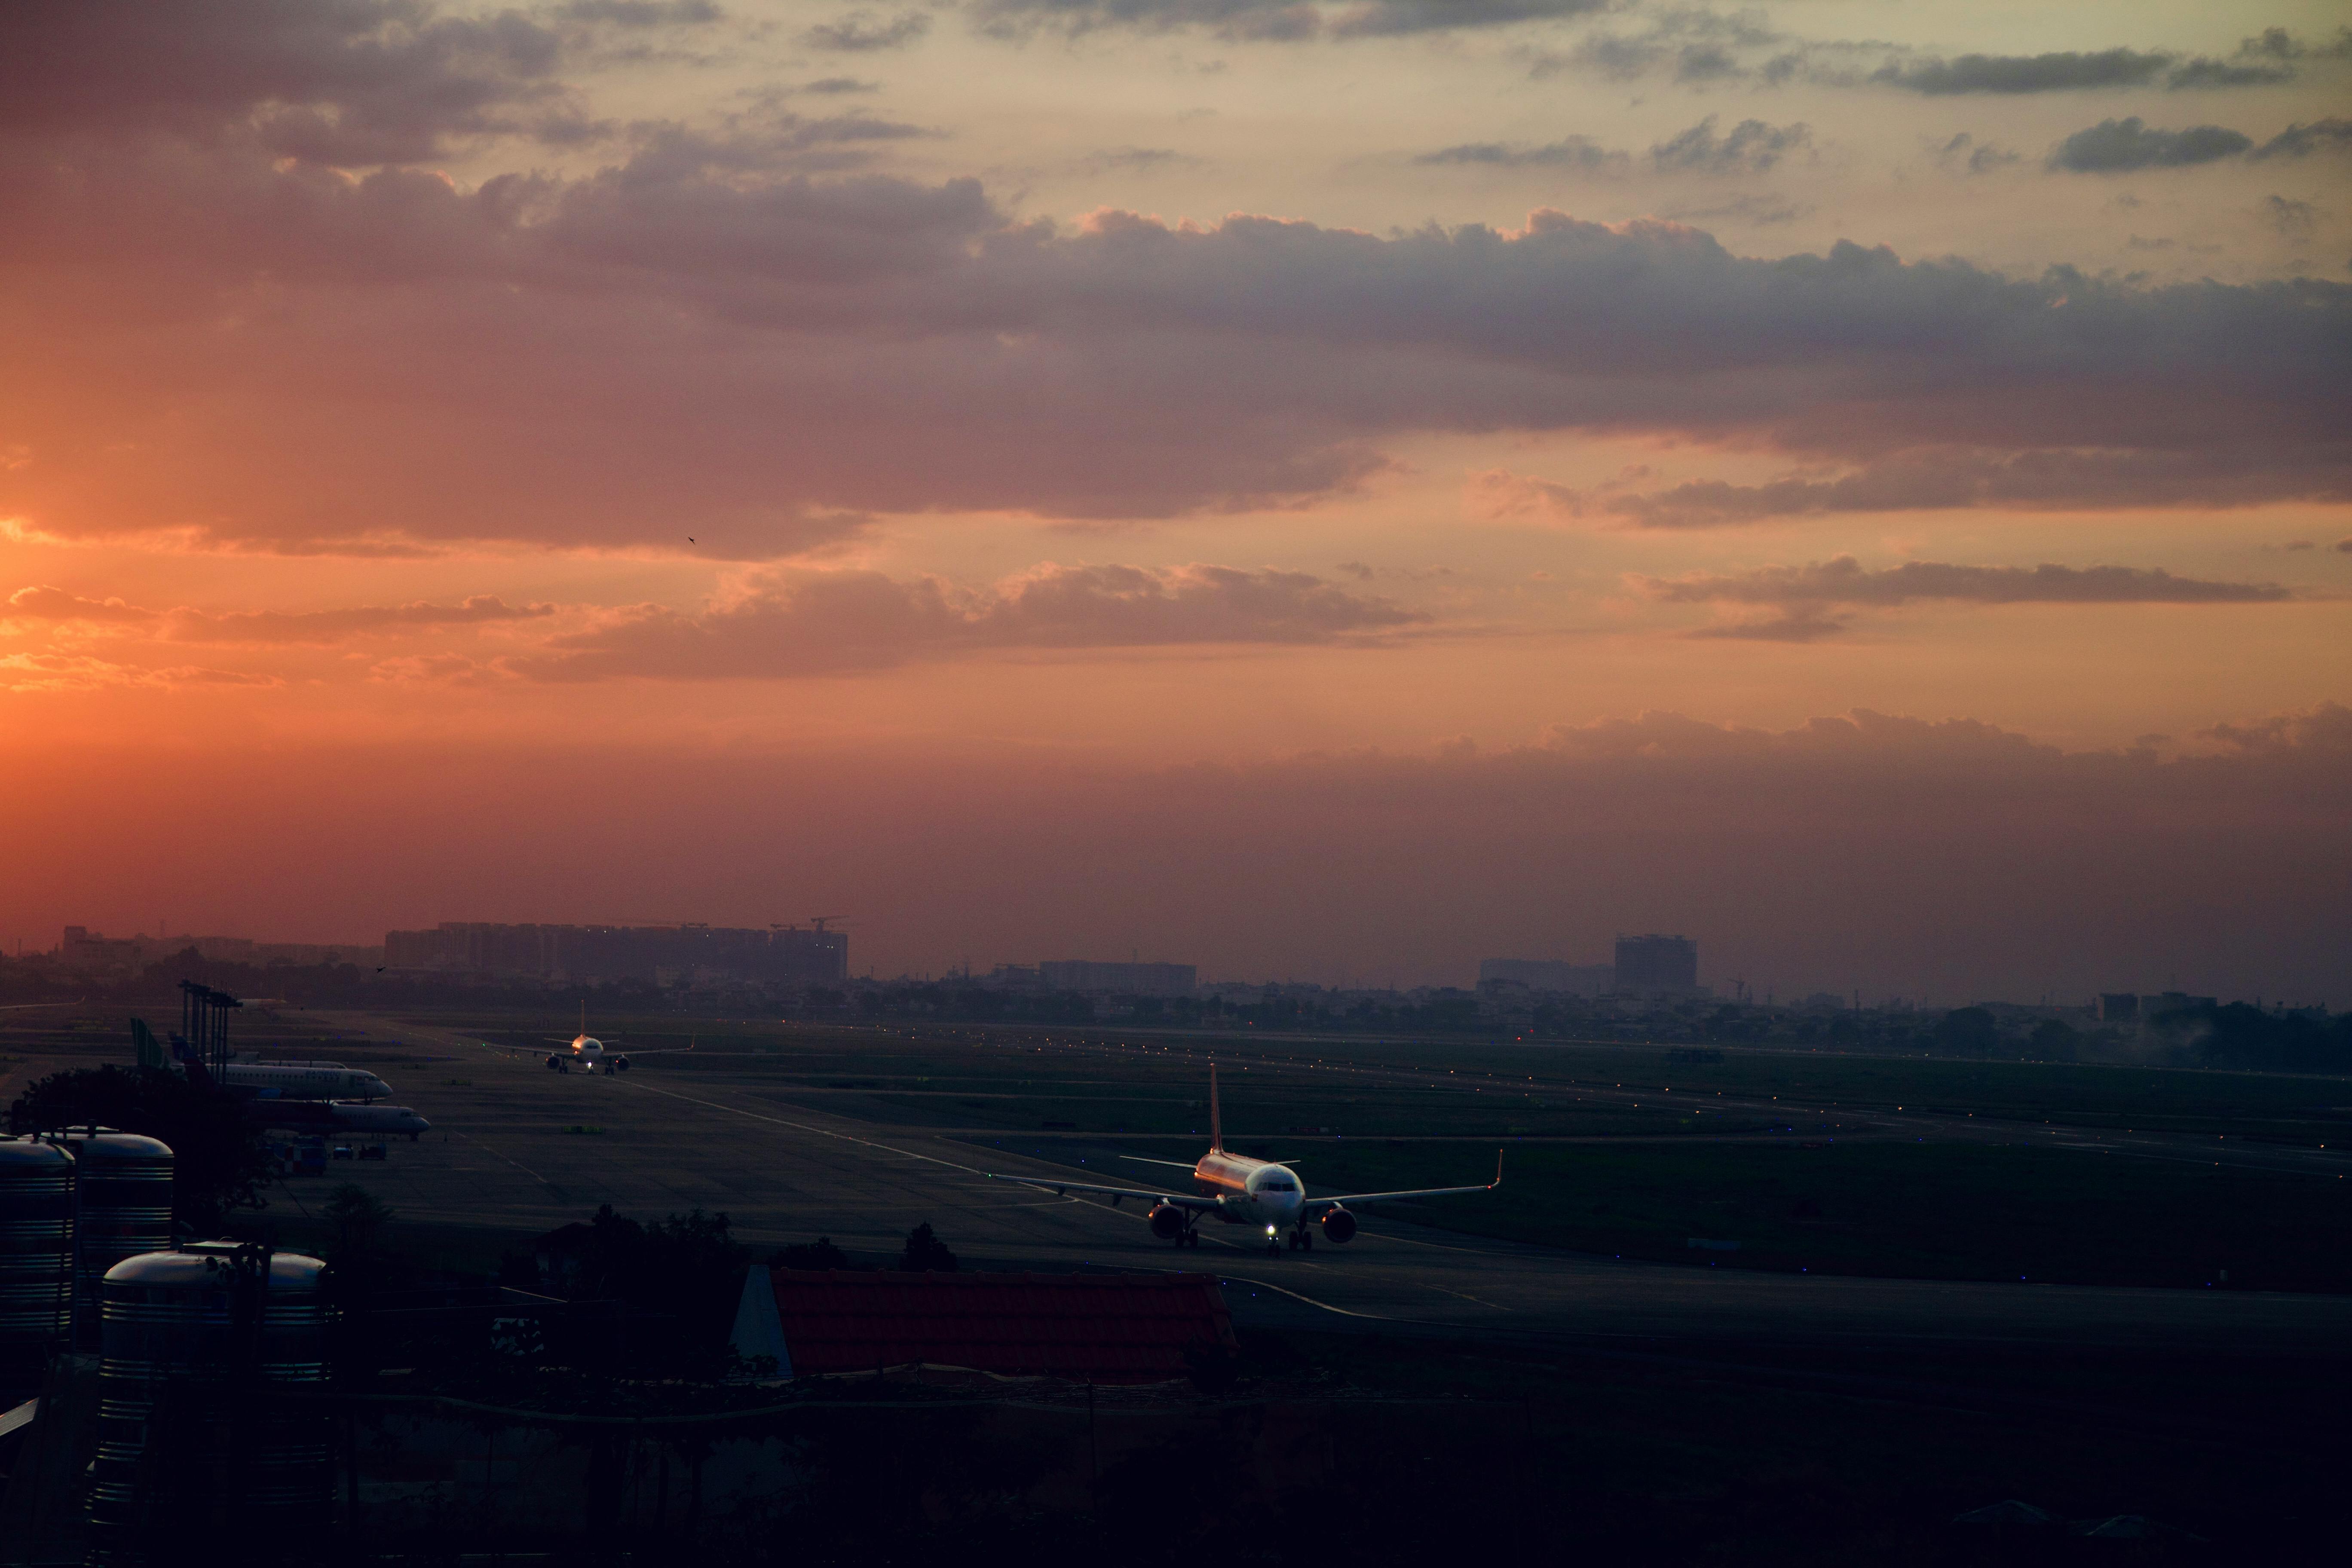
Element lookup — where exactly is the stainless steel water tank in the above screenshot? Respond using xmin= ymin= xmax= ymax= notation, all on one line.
xmin=0 ymin=1137 xmax=74 ymax=1366
xmin=52 ymin=1131 xmax=174 ymax=1349
xmin=87 ymin=1248 xmax=331 ymax=1565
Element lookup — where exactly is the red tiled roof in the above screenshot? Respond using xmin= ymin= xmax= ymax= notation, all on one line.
xmin=769 ymin=1271 xmax=1234 ymax=1383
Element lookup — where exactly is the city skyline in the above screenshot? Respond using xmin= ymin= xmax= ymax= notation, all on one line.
xmin=3 ymin=2 xmax=2346 ymax=1006
xmin=18 ymin=908 xmax=2334 ymax=1012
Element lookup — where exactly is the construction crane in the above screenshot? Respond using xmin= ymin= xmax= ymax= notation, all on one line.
xmin=808 ymin=916 xmax=848 ymax=933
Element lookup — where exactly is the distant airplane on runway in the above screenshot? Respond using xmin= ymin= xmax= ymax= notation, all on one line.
xmin=483 ymin=1005 xmax=696 ymax=1075
xmin=987 ymin=1064 xmax=1501 ymax=1257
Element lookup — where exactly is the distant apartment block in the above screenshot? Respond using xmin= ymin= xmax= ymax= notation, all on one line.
xmin=1613 ymin=934 xmax=1700 ymax=996
xmin=1476 ymin=959 xmax=1615 ymax=997
xmin=2098 ymin=993 xmax=2139 ymax=1024
xmin=383 ymin=922 xmax=847 ymax=986
xmin=1038 ymin=960 xmax=1197 ymax=997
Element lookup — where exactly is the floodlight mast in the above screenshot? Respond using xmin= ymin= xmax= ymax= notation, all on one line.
xmin=177 ymin=980 xmax=243 ymax=1079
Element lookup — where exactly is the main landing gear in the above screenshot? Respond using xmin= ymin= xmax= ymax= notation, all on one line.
xmin=1174 ymin=1230 xmax=1201 ymax=1249
xmin=1286 ymin=1228 xmax=1314 ymax=1253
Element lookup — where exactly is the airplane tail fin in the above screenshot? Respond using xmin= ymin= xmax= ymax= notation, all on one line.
xmin=1209 ymin=1062 xmax=1223 ymax=1152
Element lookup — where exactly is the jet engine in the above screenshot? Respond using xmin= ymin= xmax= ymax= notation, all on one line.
xmin=1147 ymin=1203 xmax=1189 ymax=1241
xmin=1320 ymin=1207 xmax=1358 ymax=1244
xmin=612 ymin=1056 xmax=630 ymax=1072
xmin=545 ymin=1055 xmax=564 ymax=1071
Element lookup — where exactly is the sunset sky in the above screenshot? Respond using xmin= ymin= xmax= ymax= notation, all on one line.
xmin=4 ymin=1 xmax=2347 ymax=1003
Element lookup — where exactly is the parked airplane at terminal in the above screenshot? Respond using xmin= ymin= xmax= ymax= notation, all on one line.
xmin=244 ymin=1098 xmax=430 ymax=1140
xmin=214 ymin=1060 xmax=394 ymax=1102
xmin=987 ymin=1065 xmax=1501 ymax=1256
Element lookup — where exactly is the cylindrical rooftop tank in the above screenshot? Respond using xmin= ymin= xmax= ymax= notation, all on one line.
xmin=52 ymin=1131 xmax=175 ymax=1351
xmin=87 ymin=1248 xmax=331 ymax=1566
xmin=0 ymin=1137 xmax=74 ymax=1370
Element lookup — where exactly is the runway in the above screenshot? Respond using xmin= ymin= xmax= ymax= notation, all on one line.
xmin=269 ymin=1010 xmax=2352 ymax=1359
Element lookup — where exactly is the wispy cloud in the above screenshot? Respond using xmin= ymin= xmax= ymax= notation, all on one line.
xmin=518 ymin=562 xmax=1427 ymax=680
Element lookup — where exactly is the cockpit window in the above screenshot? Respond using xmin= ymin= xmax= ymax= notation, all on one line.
xmin=1259 ymin=1178 xmax=1297 ymax=1191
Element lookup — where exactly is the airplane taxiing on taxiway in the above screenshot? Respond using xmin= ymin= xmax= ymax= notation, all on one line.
xmin=479 ymin=1004 xmax=698 ymax=1074
xmin=986 ymin=1063 xmax=1501 ymax=1257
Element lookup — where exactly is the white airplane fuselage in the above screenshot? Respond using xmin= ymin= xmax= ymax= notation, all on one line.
xmin=219 ymin=1063 xmax=392 ymax=1101
xmin=547 ymin=1033 xmax=619 ymax=1072
xmin=1193 ymin=1151 xmax=1305 ymax=1236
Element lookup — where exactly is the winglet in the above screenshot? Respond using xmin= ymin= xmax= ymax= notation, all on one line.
xmin=1208 ymin=1061 xmax=1223 ymax=1153
xmin=1493 ymin=1147 xmax=1505 ymax=1188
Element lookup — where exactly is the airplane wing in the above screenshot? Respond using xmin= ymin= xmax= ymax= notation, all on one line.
xmin=983 ymin=1171 xmax=1219 ymax=1209
xmin=616 ymin=1037 xmax=696 ymax=1057
xmin=1304 ymin=1150 xmax=1504 ymax=1210
xmin=0 ymin=1000 xmax=85 ymax=1011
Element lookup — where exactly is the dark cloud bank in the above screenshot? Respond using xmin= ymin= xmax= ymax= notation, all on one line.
xmin=1 ymin=1 xmax=2347 ymax=554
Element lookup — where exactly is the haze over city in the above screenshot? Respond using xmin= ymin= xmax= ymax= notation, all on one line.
xmin=3 ymin=0 xmax=2347 ymax=1006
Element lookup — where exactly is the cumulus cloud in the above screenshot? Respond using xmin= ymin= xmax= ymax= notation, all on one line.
xmin=1523 ymin=9 xmax=1784 ymax=84
xmin=1637 ymin=555 xmax=2288 ymax=640
xmin=1416 ymin=135 xmax=1624 ymax=172
xmin=519 ymin=562 xmax=1425 ymax=680
xmin=1650 ymin=116 xmax=1811 ymax=174
xmin=2165 ymin=57 xmax=2295 ymax=89
xmin=972 ymin=0 xmax=1606 ymax=43
xmin=1471 ymin=443 xmax=2352 ymax=530
xmin=799 ymin=10 xmax=931 ymax=52
xmin=1935 ymin=132 xmax=2020 ymax=175
xmin=1638 ymin=556 xmax=2289 ymax=608
xmin=1871 ymin=45 xmax=2305 ymax=96
xmin=2051 ymin=116 xmax=2352 ymax=173
xmin=3 ymin=586 xmax=552 ymax=643
xmin=1876 ymin=49 xmax=2173 ymax=95
xmin=557 ymin=1 xmax=726 ymax=24
xmin=0 ymin=0 xmax=590 ymax=164
xmin=0 ymin=652 xmax=279 ymax=692
xmin=2264 ymin=195 xmax=2320 ymax=238
xmin=2253 ymin=118 xmax=2352 ymax=159
xmin=4 ymin=586 xmax=156 ymax=625
xmin=2049 ymin=117 xmax=2254 ymax=172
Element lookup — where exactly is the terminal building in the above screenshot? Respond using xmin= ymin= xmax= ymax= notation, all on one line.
xmin=1612 ymin=934 xmax=1700 ymax=997
xmin=383 ymin=922 xmax=848 ymax=986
